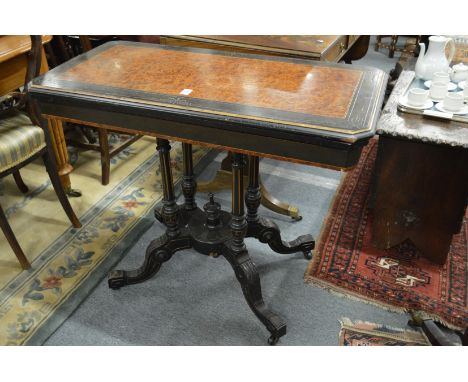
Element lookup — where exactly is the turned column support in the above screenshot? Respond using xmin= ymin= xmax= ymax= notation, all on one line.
xmin=156 ymin=138 xmax=179 ymax=238
xmin=230 ymin=153 xmax=248 ymax=254
xmin=246 ymin=156 xmax=261 ymax=224
xmin=181 ymin=143 xmax=197 ymax=210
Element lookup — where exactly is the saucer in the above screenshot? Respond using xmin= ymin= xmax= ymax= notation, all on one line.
xmin=424 ymin=80 xmax=458 ymax=91
xmin=458 ymin=81 xmax=466 ymax=90
xmin=457 ymin=91 xmax=468 ymax=101
xmin=399 ymin=96 xmax=433 ymax=110
xmin=429 ymin=95 xmax=446 ymax=103
xmin=434 ymin=102 xmax=468 ymax=115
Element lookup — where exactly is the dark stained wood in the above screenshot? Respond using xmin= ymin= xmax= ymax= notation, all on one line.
xmin=79 ymin=36 xmax=93 ymax=52
xmin=372 ymin=136 xmax=467 ymax=264
xmin=97 ymin=129 xmax=110 ymax=185
xmin=12 ymin=170 xmax=29 ymax=193
xmin=30 ymin=41 xmax=387 ymax=169
xmin=342 ymin=36 xmax=370 ymax=63
xmin=0 ymin=203 xmax=31 ymax=269
xmin=372 ymin=70 xmax=468 ymax=264
xmin=41 ymin=115 xmax=358 ymax=171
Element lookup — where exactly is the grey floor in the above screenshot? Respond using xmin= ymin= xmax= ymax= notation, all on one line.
xmin=45 ymin=37 xmax=412 ymax=345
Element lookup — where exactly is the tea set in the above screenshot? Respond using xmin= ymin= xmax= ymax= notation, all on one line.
xmin=400 ymin=35 xmax=468 ymax=115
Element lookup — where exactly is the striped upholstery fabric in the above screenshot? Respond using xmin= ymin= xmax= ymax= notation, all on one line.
xmin=0 ymin=111 xmax=45 ymax=172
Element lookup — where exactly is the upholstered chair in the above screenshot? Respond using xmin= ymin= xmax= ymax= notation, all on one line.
xmin=0 ymin=35 xmax=81 ymax=269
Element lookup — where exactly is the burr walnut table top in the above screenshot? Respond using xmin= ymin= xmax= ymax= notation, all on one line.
xmin=30 ymin=41 xmax=387 ymax=168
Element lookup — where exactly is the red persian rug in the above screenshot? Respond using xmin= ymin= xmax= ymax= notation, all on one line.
xmin=305 ymin=138 xmax=468 ymax=329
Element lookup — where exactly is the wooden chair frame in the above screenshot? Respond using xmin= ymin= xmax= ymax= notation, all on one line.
xmin=0 ymin=36 xmax=81 ymax=269
xmin=375 ymin=35 xmax=421 ymax=58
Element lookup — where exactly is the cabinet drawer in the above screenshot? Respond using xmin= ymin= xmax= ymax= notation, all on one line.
xmin=322 ymin=35 xmax=348 ymax=62
xmin=347 ymin=35 xmax=360 ymax=47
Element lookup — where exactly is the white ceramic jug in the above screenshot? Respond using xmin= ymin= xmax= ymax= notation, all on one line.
xmin=415 ymin=36 xmax=456 ymax=80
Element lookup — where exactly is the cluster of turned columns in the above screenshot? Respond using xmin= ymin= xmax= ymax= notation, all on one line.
xmin=156 ymin=138 xmax=260 ymax=253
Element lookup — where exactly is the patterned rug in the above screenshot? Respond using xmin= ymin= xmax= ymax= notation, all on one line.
xmin=0 ymin=137 xmax=210 ymax=345
xmin=305 ymin=138 xmax=468 ymax=330
xmin=339 ymin=318 xmax=430 ymax=346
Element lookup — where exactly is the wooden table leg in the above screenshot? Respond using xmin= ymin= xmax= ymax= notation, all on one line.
xmin=47 ymin=118 xmax=81 ymax=196
xmin=108 ymin=145 xmax=290 ymax=344
xmin=224 ymin=153 xmax=286 ymax=345
xmin=197 ymin=152 xmax=302 ymax=220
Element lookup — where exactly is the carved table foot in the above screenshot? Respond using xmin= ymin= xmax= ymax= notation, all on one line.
xmin=247 ymin=217 xmax=315 ymax=260
xmin=223 ymin=246 xmax=287 ymax=344
xmin=245 ymin=156 xmax=314 ymax=259
xmin=108 ymin=233 xmax=192 ymax=289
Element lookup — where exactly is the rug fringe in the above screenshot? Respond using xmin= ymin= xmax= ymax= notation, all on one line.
xmin=340 ymin=317 xmax=413 ymax=333
xmin=339 ymin=317 xmax=431 ymax=345
xmin=305 ymin=276 xmax=464 ymax=331
xmin=304 ymin=275 xmax=407 ymax=314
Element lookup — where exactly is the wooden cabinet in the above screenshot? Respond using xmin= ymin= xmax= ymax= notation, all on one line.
xmin=160 ymin=35 xmax=368 ymax=63
xmin=0 ymin=35 xmax=52 ymax=95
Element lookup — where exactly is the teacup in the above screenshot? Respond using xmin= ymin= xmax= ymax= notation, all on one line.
xmin=432 ymin=71 xmax=450 ymax=84
xmin=407 ymin=88 xmax=428 ymax=106
xmin=443 ymin=92 xmax=464 ymax=111
xmin=430 ymin=81 xmax=448 ymax=100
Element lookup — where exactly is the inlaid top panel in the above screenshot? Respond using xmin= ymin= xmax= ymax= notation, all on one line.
xmin=31 ymin=41 xmax=387 ymax=135
xmin=50 ymin=44 xmax=360 ymax=119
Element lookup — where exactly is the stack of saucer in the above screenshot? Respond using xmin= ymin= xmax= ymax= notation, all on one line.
xmin=435 ymin=92 xmax=468 ymax=114
xmin=399 ymin=88 xmax=433 ymax=110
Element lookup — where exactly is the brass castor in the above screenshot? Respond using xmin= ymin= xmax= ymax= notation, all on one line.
xmin=268 ymin=334 xmax=280 ymax=345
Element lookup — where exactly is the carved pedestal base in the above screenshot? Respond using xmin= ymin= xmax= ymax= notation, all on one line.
xmin=108 ymin=141 xmax=314 ymax=344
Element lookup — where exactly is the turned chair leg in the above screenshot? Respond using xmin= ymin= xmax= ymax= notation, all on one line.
xmin=375 ymin=35 xmax=381 ymax=51
xmin=12 ymin=170 xmax=29 ymax=193
xmin=0 ymin=203 xmax=30 ymax=269
xmin=98 ymin=129 xmax=110 ymax=186
xmin=42 ymin=152 xmax=82 ymax=229
xmin=389 ymin=35 xmax=398 ymax=58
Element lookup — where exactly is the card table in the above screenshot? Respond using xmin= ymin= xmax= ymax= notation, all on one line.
xmin=29 ymin=41 xmax=387 ymax=344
